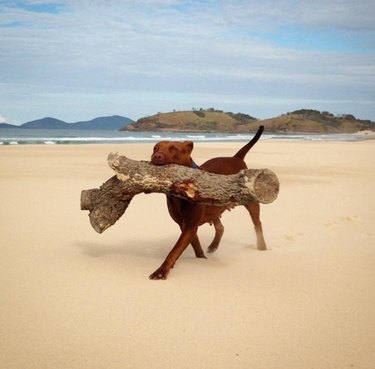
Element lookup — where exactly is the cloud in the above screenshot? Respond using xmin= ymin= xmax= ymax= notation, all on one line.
xmin=220 ymin=0 xmax=375 ymax=32
xmin=0 ymin=0 xmax=374 ymax=122
xmin=0 ymin=114 xmax=8 ymax=123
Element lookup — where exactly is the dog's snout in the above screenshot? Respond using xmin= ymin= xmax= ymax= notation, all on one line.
xmin=151 ymin=151 xmax=165 ymax=165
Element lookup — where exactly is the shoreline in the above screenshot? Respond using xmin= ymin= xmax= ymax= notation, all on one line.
xmin=1 ymin=128 xmax=374 ymax=146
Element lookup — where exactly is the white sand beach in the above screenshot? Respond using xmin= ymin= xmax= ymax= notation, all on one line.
xmin=1 ymin=140 xmax=375 ymax=369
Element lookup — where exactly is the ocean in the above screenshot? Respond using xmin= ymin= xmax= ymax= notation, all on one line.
xmin=0 ymin=128 xmax=365 ymax=145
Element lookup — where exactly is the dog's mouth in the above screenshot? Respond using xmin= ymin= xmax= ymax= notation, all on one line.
xmin=151 ymin=156 xmax=168 ymax=166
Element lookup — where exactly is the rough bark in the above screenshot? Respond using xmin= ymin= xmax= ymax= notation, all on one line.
xmin=81 ymin=153 xmax=279 ymax=233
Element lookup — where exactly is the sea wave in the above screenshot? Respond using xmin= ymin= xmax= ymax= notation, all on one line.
xmin=0 ymin=128 xmax=364 ymax=145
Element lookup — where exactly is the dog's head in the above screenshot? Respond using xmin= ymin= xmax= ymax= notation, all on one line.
xmin=151 ymin=141 xmax=194 ymax=167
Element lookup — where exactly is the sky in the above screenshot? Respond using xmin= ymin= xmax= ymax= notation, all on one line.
xmin=0 ymin=0 xmax=374 ymax=124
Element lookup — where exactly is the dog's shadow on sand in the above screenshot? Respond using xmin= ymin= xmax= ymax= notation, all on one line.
xmin=74 ymin=237 xmax=183 ymax=260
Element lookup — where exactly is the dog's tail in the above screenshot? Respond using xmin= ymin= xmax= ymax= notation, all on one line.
xmin=233 ymin=125 xmax=264 ymax=160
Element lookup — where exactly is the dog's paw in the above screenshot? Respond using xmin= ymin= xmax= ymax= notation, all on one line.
xmin=207 ymin=245 xmax=218 ymax=253
xmin=149 ymin=266 xmax=170 ymax=280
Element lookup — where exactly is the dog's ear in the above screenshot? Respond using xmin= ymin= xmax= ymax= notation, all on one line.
xmin=183 ymin=141 xmax=194 ymax=154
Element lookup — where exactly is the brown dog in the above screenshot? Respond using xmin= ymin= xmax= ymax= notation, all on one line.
xmin=149 ymin=126 xmax=266 ymax=279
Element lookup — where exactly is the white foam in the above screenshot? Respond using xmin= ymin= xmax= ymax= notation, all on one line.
xmin=0 ymin=131 xmax=363 ymax=145
xmin=187 ymin=135 xmax=206 ymax=139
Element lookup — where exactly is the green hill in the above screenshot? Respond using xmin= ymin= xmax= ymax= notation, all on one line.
xmin=123 ymin=109 xmax=258 ymax=132
xmin=123 ymin=109 xmax=375 ymax=133
xmin=260 ymin=109 xmax=374 ymax=133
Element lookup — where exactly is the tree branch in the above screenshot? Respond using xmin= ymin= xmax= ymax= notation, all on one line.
xmin=81 ymin=153 xmax=279 ymax=233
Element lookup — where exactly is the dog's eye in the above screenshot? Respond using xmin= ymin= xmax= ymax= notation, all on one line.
xmin=169 ymin=145 xmax=178 ymax=153
xmin=153 ymin=145 xmax=159 ymax=152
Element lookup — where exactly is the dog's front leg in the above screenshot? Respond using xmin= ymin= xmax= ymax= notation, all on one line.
xmin=148 ymin=227 xmax=197 ymax=280
xmin=149 ymin=205 xmax=204 ymax=280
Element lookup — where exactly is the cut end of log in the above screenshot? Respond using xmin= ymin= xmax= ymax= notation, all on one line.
xmin=253 ymin=169 xmax=280 ymax=204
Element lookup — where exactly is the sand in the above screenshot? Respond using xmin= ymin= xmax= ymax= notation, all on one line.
xmin=1 ymin=140 xmax=375 ymax=369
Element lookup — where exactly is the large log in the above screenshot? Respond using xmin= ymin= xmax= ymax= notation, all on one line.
xmin=81 ymin=153 xmax=279 ymax=233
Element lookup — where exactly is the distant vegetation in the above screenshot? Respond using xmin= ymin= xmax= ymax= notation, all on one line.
xmin=123 ymin=108 xmax=375 ymax=133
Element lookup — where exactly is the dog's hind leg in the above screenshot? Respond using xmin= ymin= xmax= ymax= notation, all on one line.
xmin=244 ymin=202 xmax=267 ymax=251
xmin=207 ymin=218 xmax=225 ymax=253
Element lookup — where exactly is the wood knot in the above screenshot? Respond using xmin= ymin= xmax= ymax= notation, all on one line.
xmin=172 ymin=180 xmax=199 ymax=199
